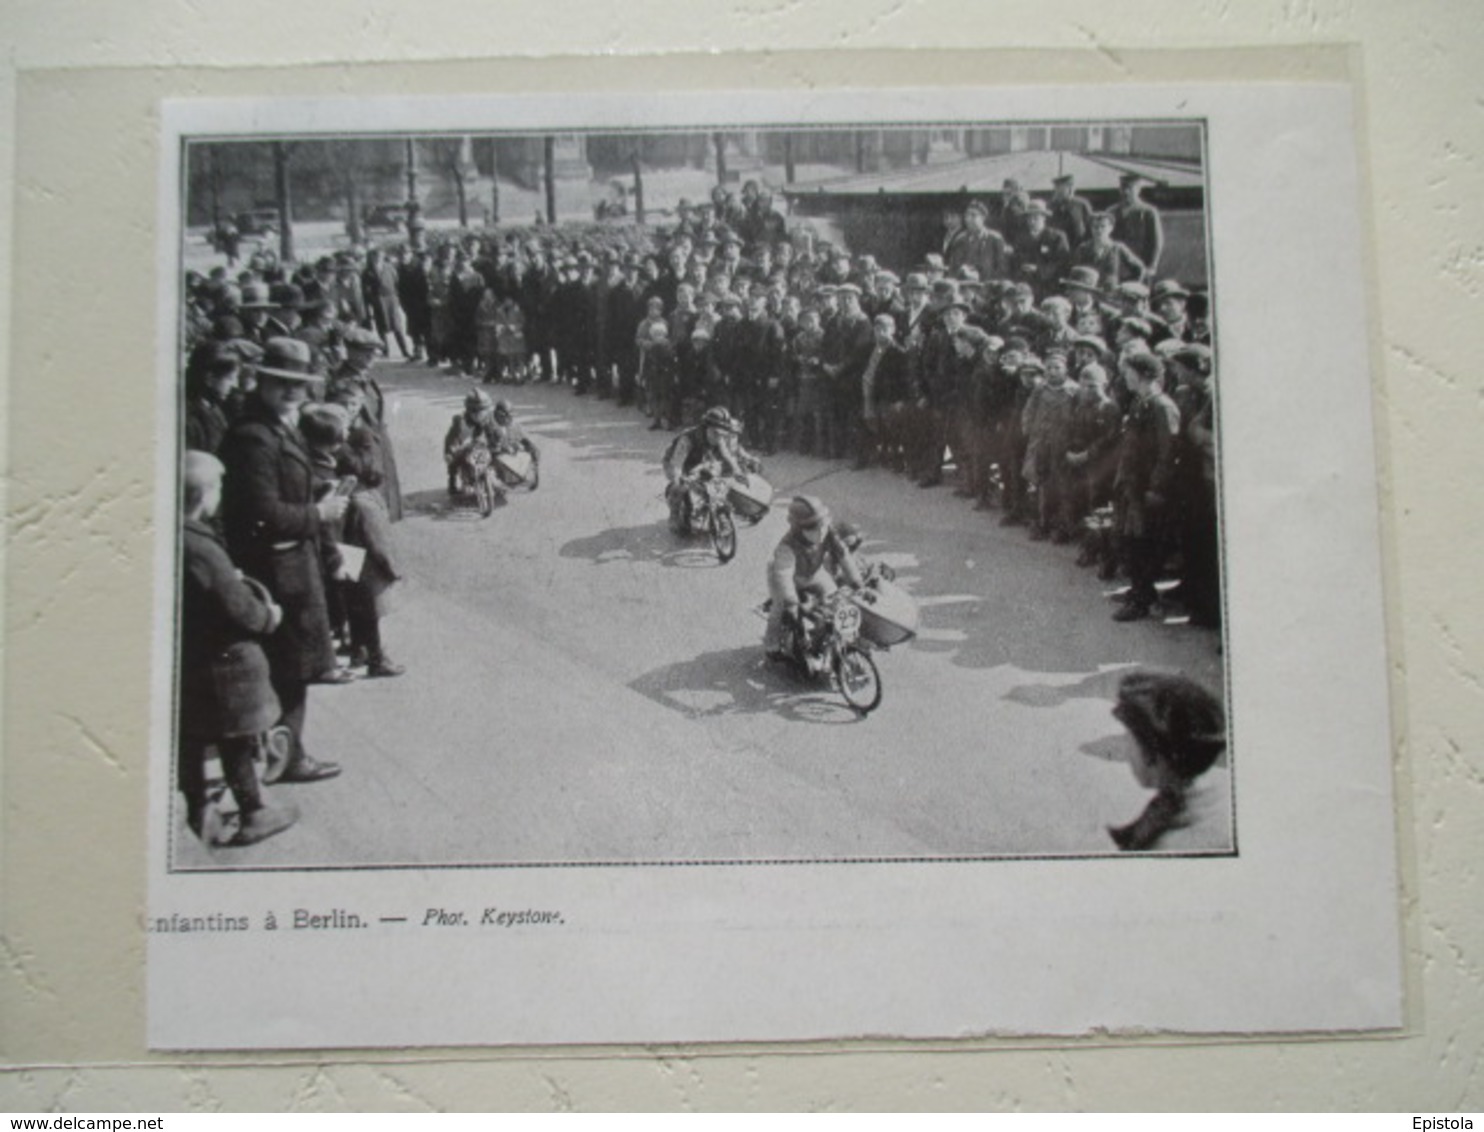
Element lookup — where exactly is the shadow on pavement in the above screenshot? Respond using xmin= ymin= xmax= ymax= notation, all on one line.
xmin=402 ymin=486 xmax=518 ymax=522
xmin=1003 ymin=667 xmax=1131 ymax=710
xmin=559 ymin=523 xmax=733 ymax=569
xmin=1079 ymin=733 xmax=1131 ymax=764
xmin=630 ymin=645 xmax=869 ymax=726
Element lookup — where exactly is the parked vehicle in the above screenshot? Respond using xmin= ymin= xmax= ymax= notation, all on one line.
xmin=233 ymin=207 xmax=280 ymax=237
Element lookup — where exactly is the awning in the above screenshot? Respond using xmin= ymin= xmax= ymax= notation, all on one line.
xmin=785 ymin=150 xmax=1203 ymax=198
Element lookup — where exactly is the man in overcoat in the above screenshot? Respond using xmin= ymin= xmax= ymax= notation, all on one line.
xmin=178 ymin=451 xmax=297 ymax=845
xmin=218 ymin=338 xmax=347 ymax=783
xmin=1111 ymin=351 xmax=1181 ymax=622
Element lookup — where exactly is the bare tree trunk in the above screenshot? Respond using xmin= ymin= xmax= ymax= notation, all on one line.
xmin=489 ymin=141 xmax=500 ymax=224
xmin=207 ymin=147 xmax=222 ymax=230
xmin=273 ymin=141 xmax=295 ymax=265
xmin=345 ymin=176 xmax=362 ymax=244
xmin=543 ymin=136 xmax=556 ymax=224
xmin=631 ymin=152 xmax=645 ymax=226
xmin=453 ymin=169 xmax=468 ymax=228
xmin=405 ymin=138 xmax=419 ymax=206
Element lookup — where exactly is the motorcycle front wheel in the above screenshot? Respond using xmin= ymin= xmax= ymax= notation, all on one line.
xmin=710 ymin=506 xmax=738 ymax=563
xmin=834 ymin=647 xmax=882 ymax=715
xmin=475 ymin=469 xmax=495 ymax=517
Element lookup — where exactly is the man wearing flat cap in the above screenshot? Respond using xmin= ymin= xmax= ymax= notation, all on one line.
xmin=1072 ymin=210 xmax=1148 ymax=291
xmin=217 ymin=338 xmax=347 ymax=785
xmin=948 ymin=200 xmax=1011 ymax=285
xmin=1110 ymin=174 xmax=1165 ymax=278
xmin=1048 ymin=173 xmax=1096 ymax=249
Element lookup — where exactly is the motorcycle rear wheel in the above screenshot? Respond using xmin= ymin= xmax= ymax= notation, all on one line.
xmin=834 ymin=648 xmax=882 ymax=715
xmin=710 ymin=506 xmax=738 ymax=563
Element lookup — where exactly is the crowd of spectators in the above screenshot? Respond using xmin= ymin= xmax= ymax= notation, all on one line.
xmin=176 ymin=169 xmax=1222 ymax=848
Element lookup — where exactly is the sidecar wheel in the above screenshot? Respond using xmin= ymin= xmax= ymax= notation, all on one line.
xmin=475 ymin=470 xmax=494 ymax=517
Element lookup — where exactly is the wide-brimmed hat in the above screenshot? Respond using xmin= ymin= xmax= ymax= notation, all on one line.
xmin=1061 ymin=266 xmax=1102 ymax=293
xmin=238 ymin=281 xmax=274 ymax=309
xmin=1024 ymin=200 xmax=1050 ymax=217
xmin=268 ymin=283 xmax=308 ymax=310
xmin=252 ymin=337 xmax=319 ymax=383
xmin=1151 ymin=279 xmax=1191 ymax=304
xmin=342 ymin=327 xmax=384 ymax=353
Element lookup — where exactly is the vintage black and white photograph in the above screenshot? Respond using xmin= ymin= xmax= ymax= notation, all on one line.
xmin=167 ymin=115 xmax=1230 ymax=871
xmin=143 ymin=84 xmax=1402 ymax=1049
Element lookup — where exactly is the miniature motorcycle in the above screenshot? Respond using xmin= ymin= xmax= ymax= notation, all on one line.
xmin=448 ymin=440 xmax=503 ymax=518
xmin=766 ymin=574 xmax=919 ymax=717
xmin=672 ymin=463 xmax=772 ymax=563
xmin=777 ymin=588 xmax=883 ymax=715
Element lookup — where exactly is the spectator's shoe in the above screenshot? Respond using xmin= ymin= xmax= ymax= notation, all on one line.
xmin=311 ymin=667 xmax=357 ymax=685
xmin=232 ymin=803 xmax=298 ymax=846
xmin=999 ymin=513 xmax=1025 ymax=527
xmin=367 ymin=654 xmax=406 ymax=678
xmin=1097 ymin=559 xmax=1120 ymax=582
xmin=348 ymin=646 xmax=370 ymax=669
xmin=280 ymin=753 xmax=341 ymax=784
xmin=1112 ymin=602 xmax=1150 ymax=623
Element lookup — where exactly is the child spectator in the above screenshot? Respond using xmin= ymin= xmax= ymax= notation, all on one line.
xmin=178 ymin=451 xmax=297 ymax=846
xmin=1107 ymin=671 xmax=1229 ymax=852
xmin=494 ymin=297 xmax=527 ymax=384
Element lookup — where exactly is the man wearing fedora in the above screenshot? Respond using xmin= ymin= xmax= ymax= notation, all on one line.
xmin=1151 ymin=279 xmax=1199 ymax=344
xmin=1009 ymin=201 xmax=1072 ymax=294
xmin=1060 ymin=265 xmax=1110 ymax=340
xmin=218 ymin=337 xmax=348 ymax=784
xmin=236 ymin=281 xmax=275 ymax=345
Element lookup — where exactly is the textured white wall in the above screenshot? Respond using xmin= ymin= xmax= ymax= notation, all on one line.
xmin=1 ymin=0 xmax=1481 ymax=1112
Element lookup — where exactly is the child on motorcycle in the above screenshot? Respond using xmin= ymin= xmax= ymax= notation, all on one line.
xmin=662 ymin=405 xmax=761 ymax=534
xmin=764 ymin=495 xmax=864 ymax=665
xmin=444 ymin=388 xmax=496 ymax=496
xmin=487 ymin=399 xmax=541 ymax=491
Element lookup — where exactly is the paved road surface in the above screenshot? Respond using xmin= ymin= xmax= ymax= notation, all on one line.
xmin=174 ymin=360 xmax=1225 ymax=869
